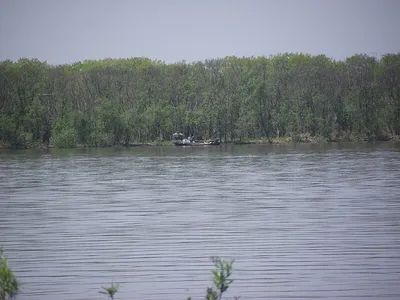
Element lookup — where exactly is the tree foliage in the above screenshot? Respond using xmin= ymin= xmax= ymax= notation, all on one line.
xmin=1 ymin=53 xmax=399 ymax=147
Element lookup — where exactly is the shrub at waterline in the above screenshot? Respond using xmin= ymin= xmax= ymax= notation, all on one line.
xmin=187 ymin=257 xmax=237 ymax=300
xmin=0 ymin=248 xmax=19 ymax=300
xmin=100 ymin=282 xmax=120 ymax=300
xmin=0 ymin=251 xmax=235 ymax=300
xmin=97 ymin=257 xmax=237 ymax=300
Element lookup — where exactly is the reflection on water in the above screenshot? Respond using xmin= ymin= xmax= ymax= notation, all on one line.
xmin=1 ymin=143 xmax=400 ymax=300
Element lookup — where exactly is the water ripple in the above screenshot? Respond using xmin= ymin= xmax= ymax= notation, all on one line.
xmin=1 ymin=144 xmax=400 ymax=300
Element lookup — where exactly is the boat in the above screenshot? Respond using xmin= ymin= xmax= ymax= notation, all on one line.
xmin=172 ymin=133 xmax=194 ymax=146
xmin=204 ymin=138 xmax=221 ymax=145
xmin=172 ymin=133 xmax=221 ymax=146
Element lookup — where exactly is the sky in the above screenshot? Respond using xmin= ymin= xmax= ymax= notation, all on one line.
xmin=0 ymin=0 xmax=399 ymax=65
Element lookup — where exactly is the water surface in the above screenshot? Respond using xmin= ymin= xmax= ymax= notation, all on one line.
xmin=1 ymin=143 xmax=400 ymax=299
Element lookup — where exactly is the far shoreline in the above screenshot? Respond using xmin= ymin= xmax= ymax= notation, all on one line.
xmin=1 ymin=135 xmax=399 ymax=150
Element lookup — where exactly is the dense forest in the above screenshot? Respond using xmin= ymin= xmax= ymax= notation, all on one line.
xmin=0 ymin=53 xmax=399 ymax=148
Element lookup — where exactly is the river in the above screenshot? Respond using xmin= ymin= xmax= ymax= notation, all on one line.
xmin=1 ymin=143 xmax=400 ymax=300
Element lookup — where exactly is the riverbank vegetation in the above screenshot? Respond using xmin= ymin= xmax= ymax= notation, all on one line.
xmin=1 ymin=53 xmax=399 ymax=148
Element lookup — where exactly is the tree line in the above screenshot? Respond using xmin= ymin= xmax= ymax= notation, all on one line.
xmin=0 ymin=53 xmax=399 ymax=148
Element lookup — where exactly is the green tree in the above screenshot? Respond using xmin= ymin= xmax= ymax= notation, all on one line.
xmin=1 ymin=53 xmax=400 ymax=147
xmin=50 ymin=108 xmax=77 ymax=148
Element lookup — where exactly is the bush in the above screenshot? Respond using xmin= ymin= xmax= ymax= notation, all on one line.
xmin=50 ymin=116 xmax=77 ymax=148
xmin=0 ymin=248 xmax=19 ymax=300
xmin=188 ymin=257 xmax=237 ymax=300
xmin=50 ymin=127 xmax=77 ymax=148
xmin=99 ymin=282 xmax=119 ymax=300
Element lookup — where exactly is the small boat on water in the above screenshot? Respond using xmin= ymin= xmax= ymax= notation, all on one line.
xmin=172 ymin=133 xmax=194 ymax=146
xmin=204 ymin=138 xmax=221 ymax=145
xmin=172 ymin=133 xmax=221 ymax=146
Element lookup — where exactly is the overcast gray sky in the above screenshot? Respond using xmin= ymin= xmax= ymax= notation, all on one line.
xmin=0 ymin=0 xmax=399 ymax=65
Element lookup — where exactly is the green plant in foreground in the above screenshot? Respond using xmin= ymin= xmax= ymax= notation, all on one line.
xmin=186 ymin=257 xmax=236 ymax=300
xmin=206 ymin=257 xmax=235 ymax=300
xmin=0 ymin=248 xmax=19 ymax=300
xmin=99 ymin=282 xmax=120 ymax=300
